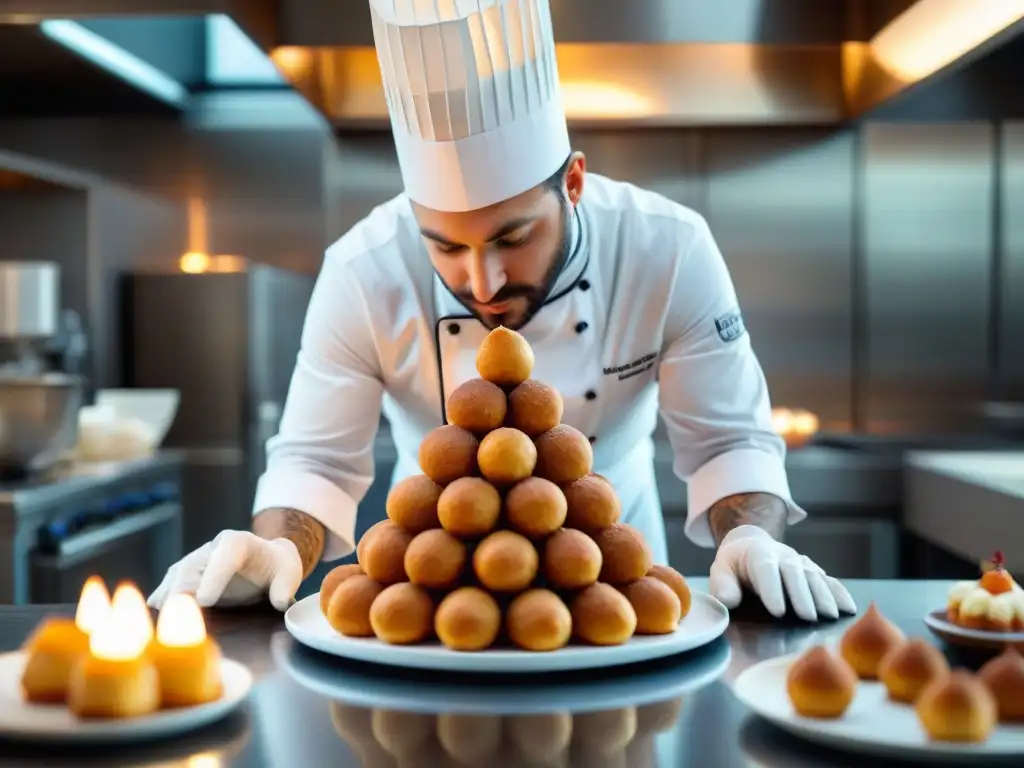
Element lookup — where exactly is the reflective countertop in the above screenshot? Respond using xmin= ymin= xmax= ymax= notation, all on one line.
xmin=0 ymin=579 xmax=991 ymax=767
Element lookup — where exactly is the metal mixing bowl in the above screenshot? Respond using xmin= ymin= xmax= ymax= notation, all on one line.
xmin=0 ymin=373 xmax=83 ymax=475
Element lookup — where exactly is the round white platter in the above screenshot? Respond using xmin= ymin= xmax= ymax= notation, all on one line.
xmin=0 ymin=653 xmax=252 ymax=744
xmin=734 ymin=651 xmax=1024 ymax=760
xmin=924 ymin=609 xmax=1024 ymax=651
xmin=284 ymin=590 xmax=729 ymax=673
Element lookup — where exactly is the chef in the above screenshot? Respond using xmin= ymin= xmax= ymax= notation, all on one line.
xmin=150 ymin=0 xmax=856 ymax=623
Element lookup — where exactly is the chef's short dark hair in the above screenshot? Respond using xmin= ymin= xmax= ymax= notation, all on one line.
xmin=543 ymin=153 xmax=574 ymax=197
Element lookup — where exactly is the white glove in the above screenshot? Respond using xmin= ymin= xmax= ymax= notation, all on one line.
xmin=709 ymin=525 xmax=856 ymax=622
xmin=148 ymin=530 xmax=303 ymax=612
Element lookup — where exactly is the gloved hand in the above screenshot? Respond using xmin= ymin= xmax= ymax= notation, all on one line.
xmin=708 ymin=525 xmax=857 ymax=622
xmin=148 ymin=530 xmax=303 ymax=612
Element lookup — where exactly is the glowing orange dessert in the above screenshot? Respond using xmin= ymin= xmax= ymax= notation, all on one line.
xmin=947 ymin=551 xmax=1024 ymax=632
xmin=149 ymin=593 xmax=223 ymax=707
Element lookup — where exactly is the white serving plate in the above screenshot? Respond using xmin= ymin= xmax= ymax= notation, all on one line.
xmin=924 ymin=609 xmax=1024 ymax=651
xmin=284 ymin=590 xmax=729 ymax=673
xmin=0 ymin=653 xmax=252 ymax=744
xmin=734 ymin=651 xmax=1024 ymax=760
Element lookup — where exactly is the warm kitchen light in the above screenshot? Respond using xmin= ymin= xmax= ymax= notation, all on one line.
xmin=111 ymin=582 xmax=154 ymax=648
xmin=871 ymin=0 xmax=1024 ymax=80
xmin=560 ymin=81 xmax=654 ymax=119
xmin=90 ymin=583 xmax=152 ymax=662
xmin=791 ymin=409 xmax=820 ymax=436
xmin=772 ymin=407 xmax=794 ymax=435
xmin=75 ymin=576 xmax=111 ymax=636
xmin=180 ymin=251 xmax=211 ymax=274
xmin=156 ymin=593 xmax=208 ymax=648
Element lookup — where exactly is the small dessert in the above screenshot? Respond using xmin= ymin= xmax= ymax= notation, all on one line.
xmin=646 ymin=565 xmax=692 ymax=619
xmin=543 ymin=528 xmax=603 ymax=589
xmin=533 ymin=424 xmax=593 ymax=485
xmin=437 ymin=477 xmax=501 ymax=538
xmin=446 ymin=378 xmax=507 ymax=434
xmin=473 ymin=530 xmax=539 ymax=592
xmin=319 ymin=564 xmax=363 ymax=615
xmin=477 ymin=427 xmax=537 ymax=485
xmin=434 ymin=587 xmax=501 ymax=651
xmin=838 ymin=602 xmax=905 ymax=679
xmin=437 ymin=713 xmax=504 ymax=765
xmin=947 ymin=551 xmax=1024 ymax=631
xmin=404 ymin=529 xmax=466 ymax=588
xmin=506 ymin=712 xmax=573 ymax=762
xmin=418 ymin=424 xmax=479 ymax=485
xmin=369 ymin=583 xmax=434 ymax=644
xmin=150 ymin=593 xmax=222 ymax=707
xmin=878 ymin=638 xmax=949 ymax=704
xmin=68 ymin=584 xmax=160 ymax=719
xmin=562 ymin=474 xmax=621 ymax=533
xmin=785 ymin=645 xmax=858 ymax=719
xmin=505 ymin=476 xmax=567 ymax=539
xmin=915 ymin=670 xmax=997 ymax=742
xmin=325 ymin=574 xmax=383 ymax=637
xmin=593 ymin=524 xmax=653 ymax=585
xmin=506 ymin=589 xmax=572 ymax=651
xmin=476 ymin=326 xmax=534 ymax=388
xmin=507 ymin=379 xmax=563 ymax=436
xmin=571 ymin=583 xmax=637 ymax=646
xmin=20 ymin=576 xmax=109 ymax=703
xmin=356 ymin=520 xmax=412 ymax=584
xmin=386 ymin=474 xmax=443 ymax=533
xmin=621 ymin=577 xmax=681 ymax=635
xmin=978 ymin=646 xmax=1024 ymax=723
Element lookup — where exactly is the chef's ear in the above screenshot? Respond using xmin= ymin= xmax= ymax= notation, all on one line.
xmin=564 ymin=151 xmax=586 ymax=207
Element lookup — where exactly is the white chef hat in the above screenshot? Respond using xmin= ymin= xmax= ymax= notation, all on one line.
xmin=369 ymin=0 xmax=570 ymax=212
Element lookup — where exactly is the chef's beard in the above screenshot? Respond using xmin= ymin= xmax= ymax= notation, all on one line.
xmin=442 ymin=196 xmax=575 ymax=331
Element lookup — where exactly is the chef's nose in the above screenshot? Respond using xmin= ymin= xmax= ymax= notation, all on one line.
xmin=467 ymin=251 xmax=506 ymax=304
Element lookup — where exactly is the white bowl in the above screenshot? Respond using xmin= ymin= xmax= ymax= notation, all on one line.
xmin=94 ymin=389 xmax=180 ymax=446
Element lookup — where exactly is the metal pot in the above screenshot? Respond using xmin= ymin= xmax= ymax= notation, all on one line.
xmin=0 ymin=373 xmax=82 ymax=475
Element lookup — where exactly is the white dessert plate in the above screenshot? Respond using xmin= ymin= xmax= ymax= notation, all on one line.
xmin=734 ymin=651 xmax=1024 ymax=760
xmin=284 ymin=590 xmax=729 ymax=673
xmin=0 ymin=653 xmax=252 ymax=744
xmin=924 ymin=609 xmax=1024 ymax=651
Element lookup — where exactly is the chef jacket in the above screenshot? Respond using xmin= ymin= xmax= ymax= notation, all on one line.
xmin=252 ymin=172 xmax=807 ymax=563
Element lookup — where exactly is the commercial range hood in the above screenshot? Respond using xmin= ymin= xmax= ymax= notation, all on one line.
xmin=2 ymin=0 xmax=1023 ymax=126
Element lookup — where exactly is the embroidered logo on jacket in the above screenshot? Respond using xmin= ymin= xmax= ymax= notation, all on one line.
xmin=714 ymin=310 xmax=746 ymax=343
xmin=603 ymin=352 xmax=658 ymax=381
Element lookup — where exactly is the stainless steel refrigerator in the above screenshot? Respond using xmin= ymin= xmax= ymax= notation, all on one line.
xmin=122 ymin=265 xmax=316 ymax=552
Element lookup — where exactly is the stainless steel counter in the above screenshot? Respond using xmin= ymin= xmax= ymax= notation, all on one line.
xmin=0 ymin=579 xmax=997 ymax=767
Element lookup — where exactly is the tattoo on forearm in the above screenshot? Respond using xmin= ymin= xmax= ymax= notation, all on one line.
xmin=708 ymin=492 xmax=788 ymax=547
xmin=253 ymin=508 xmax=326 ymax=579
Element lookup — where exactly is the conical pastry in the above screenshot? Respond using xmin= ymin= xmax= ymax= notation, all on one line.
xmin=978 ymin=646 xmax=1024 ymax=723
xmin=878 ymin=638 xmax=949 ymax=703
xmin=915 ymin=670 xmax=997 ymax=742
xmin=838 ymin=602 xmax=905 ymax=679
xmin=785 ymin=645 xmax=857 ymax=718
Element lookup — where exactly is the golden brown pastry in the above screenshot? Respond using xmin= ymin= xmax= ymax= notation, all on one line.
xmin=543 ymin=528 xmax=602 ymax=589
xmin=620 ymin=577 xmax=681 ymax=635
xmin=319 ymin=564 xmax=363 ymax=616
xmin=533 ymin=424 xmax=593 ymax=485
xmin=437 ymin=476 xmax=501 ymax=538
xmin=507 ymin=379 xmax=563 ymax=436
xmin=326 ymin=574 xmax=384 ymax=637
xmin=434 ymin=587 xmax=502 ymax=651
xmin=369 ymin=583 xmax=434 ymax=645
xmin=878 ymin=638 xmax=949 ymax=704
xmin=150 ymin=593 xmax=222 ymax=707
xmin=473 ymin=530 xmax=539 ymax=592
xmin=505 ymin=476 xmax=567 ymax=539
xmin=571 ymin=583 xmax=637 ymax=646
xmin=838 ymin=602 xmax=905 ymax=679
xmin=646 ymin=565 xmax=691 ymax=620
xmin=477 ymin=427 xmax=537 ymax=486
xmin=562 ymin=474 xmax=621 ymax=533
xmin=386 ymin=474 xmax=443 ymax=533
xmin=506 ymin=712 xmax=573 ymax=763
xmin=418 ymin=424 xmax=479 ymax=485
xmin=68 ymin=654 xmax=161 ymax=719
xmin=446 ymin=378 xmax=507 ymax=434
xmin=20 ymin=617 xmax=90 ymax=703
xmin=506 ymin=589 xmax=572 ymax=651
xmin=357 ymin=520 xmax=412 ymax=585
xmin=476 ymin=326 xmax=534 ymax=387
xmin=978 ymin=646 xmax=1024 ymax=723
xmin=915 ymin=670 xmax=997 ymax=742
xmin=404 ymin=529 xmax=466 ymax=588
xmin=593 ymin=524 xmax=653 ymax=585
xmin=785 ymin=645 xmax=858 ymax=719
